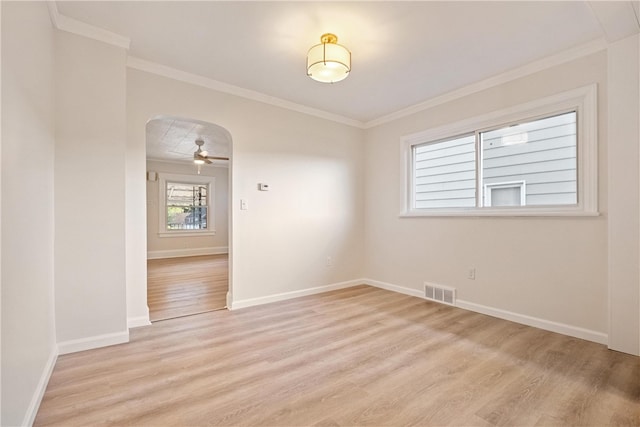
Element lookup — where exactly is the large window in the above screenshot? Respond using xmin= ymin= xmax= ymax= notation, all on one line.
xmin=402 ymin=85 xmax=597 ymax=216
xmin=158 ymin=173 xmax=216 ymax=237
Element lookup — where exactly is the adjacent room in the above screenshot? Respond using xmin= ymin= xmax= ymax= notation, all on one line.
xmin=2 ymin=1 xmax=639 ymax=426
xmin=145 ymin=117 xmax=230 ymax=321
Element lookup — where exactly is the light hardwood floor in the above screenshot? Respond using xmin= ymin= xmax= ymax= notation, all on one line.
xmin=147 ymin=254 xmax=228 ymax=321
xmin=35 ymin=285 xmax=639 ymax=426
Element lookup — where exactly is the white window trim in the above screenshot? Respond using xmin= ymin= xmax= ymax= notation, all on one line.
xmin=400 ymin=84 xmax=598 ymax=217
xmin=484 ymin=181 xmax=526 ymax=207
xmin=158 ymin=172 xmax=216 ymax=237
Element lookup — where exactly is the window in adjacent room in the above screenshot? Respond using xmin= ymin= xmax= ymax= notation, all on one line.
xmin=158 ymin=173 xmax=216 ymax=237
xmin=166 ymin=182 xmax=208 ymax=230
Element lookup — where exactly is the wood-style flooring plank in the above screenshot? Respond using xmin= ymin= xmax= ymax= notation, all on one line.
xmin=35 ymin=285 xmax=640 ymax=426
xmin=147 ymin=254 xmax=228 ymax=321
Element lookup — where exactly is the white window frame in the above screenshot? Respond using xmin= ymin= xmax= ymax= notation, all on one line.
xmin=158 ymin=172 xmax=216 ymax=237
xmin=484 ymin=181 xmax=526 ymax=207
xmin=401 ymin=84 xmax=598 ymax=217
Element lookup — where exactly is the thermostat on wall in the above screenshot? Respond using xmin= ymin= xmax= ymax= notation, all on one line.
xmin=258 ymin=183 xmax=270 ymax=191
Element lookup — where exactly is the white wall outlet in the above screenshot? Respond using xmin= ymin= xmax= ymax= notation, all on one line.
xmin=240 ymin=199 xmax=248 ymax=210
xmin=326 ymin=256 xmax=333 ymax=267
xmin=468 ymin=268 xmax=476 ymax=280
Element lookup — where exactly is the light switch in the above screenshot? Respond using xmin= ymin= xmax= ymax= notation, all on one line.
xmin=240 ymin=199 xmax=248 ymax=210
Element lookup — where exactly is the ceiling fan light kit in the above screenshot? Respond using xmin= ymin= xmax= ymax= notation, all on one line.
xmin=193 ymin=139 xmax=210 ymax=165
xmin=307 ymin=33 xmax=351 ymax=84
xmin=192 ymin=139 xmax=230 ymax=174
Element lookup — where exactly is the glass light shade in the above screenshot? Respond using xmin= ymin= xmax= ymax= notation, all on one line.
xmin=194 ymin=158 xmax=205 ymax=165
xmin=307 ymin=35 xmax=351 ymax=83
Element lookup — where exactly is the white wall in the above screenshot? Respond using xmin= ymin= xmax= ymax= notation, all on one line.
xmin=54 ymin=30 xmax=129 ymax=348
xmin=126 ymin=68 xmax=150 ymax=328
xmin=1 ymin=2 xmax=57 ymax=425
xmin=126 ymin=68 xmax=365 ymax=308
xmin=607 ymin=34 xmax=640 ymax=355
xmin=364 ymin=52 xmax=610 ymax=338
xmin=146 ymin=160 xmax=229 ymax=257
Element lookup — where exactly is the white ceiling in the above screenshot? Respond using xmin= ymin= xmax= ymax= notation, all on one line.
xmin=146 ymin=117 xmax=231 ymax=165
xmin=54 ymin=1 xmax=637 ymax=162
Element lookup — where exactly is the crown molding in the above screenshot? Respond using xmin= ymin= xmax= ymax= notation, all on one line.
xmin=363 ymin=38 xmax=608 ymax=129
xmin=46 ymin=1 xmax=130 ymax=50
xmin=45 ymin=1 xmax=611 ymax=131
xmin=127 ymin=56 xmax=366 ymax=129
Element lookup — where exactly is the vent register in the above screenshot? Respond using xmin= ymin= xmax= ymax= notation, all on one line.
xmin=424 ymin=283 xmax=456 ymax=306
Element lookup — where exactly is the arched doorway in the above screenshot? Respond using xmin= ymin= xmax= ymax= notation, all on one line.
xmin=144 ymin=115 xmax=232 ymax=321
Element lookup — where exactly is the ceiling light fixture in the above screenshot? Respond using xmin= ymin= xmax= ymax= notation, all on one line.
xmin=307 ymin=33 xmax=351 ymax=83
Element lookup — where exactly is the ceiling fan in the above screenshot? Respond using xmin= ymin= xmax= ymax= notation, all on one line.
xmin=193 ymin=139 xmax=229 ymax=164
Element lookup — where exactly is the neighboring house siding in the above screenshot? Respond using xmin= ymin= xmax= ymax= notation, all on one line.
xmin=482 ymin=112 xmax=577 ymax=206
xmin=414 ymin=134 xmax=476 ymax=209
xmin=414 ymin=111 xmax=577 ymax=208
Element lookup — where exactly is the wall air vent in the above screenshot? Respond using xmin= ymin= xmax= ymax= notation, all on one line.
xmin=424 ymin=282 xmax=456 ymax=306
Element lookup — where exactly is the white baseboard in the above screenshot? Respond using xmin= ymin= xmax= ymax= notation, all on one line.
xmin=364 ymin=278 xmax=607 ymax=345
xmin=230 ymin=279 xmax=364 ymax=310
xmin=147 ymin=246 xmax=228 ymax=260
xmin=22 ymin=346 xmax=58 ymax=427
xmin=128 ymin=305 xmax=151 ymax=329
xmin=363 ymin=278 xmax=424 ymax=298
xmin=456 ymin=299 xmax=608 ymax=345
xmin=204 ymin=274 xmax=609 ymax=346
xmin=128 ymin=315 xmax=151 ymax=329
xmin=58 ymin=330 xmax=130 ymax=355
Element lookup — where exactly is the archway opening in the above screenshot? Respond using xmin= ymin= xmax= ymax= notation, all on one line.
xmin=144 ymin=115 xmax=232 ymax=322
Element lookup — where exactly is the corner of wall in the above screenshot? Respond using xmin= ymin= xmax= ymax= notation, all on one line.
xmin=21 ymin=346 xmax=58 ymax=427
xmin=128 ymin=307 xmax=151 ymax=329
xmin=607 ymin=34 xmax=640 ymax=356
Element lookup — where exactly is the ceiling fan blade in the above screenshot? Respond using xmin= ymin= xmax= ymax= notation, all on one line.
xmin=204 ymin=155 xmax=230 ymax=161
xmin=205 ymin=158 xmax=213 ymax=164
xmin=200 ymin=150 xmax=209 ymax=157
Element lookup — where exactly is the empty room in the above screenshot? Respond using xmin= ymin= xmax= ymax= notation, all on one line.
xmin=2 ymin=1 xmax=639 ymax=426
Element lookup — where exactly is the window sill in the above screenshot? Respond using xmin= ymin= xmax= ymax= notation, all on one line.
xmin=400 ymin=208 xmax=600 ymax=218
xmin=158 ymin=230 xmax=216 ymax=238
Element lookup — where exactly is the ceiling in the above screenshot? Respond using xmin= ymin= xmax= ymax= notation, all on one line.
xmin=146 ymin=117 xmax=231 ymax=165
xmin=54 ymin=1 xmax=638 ymax=162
